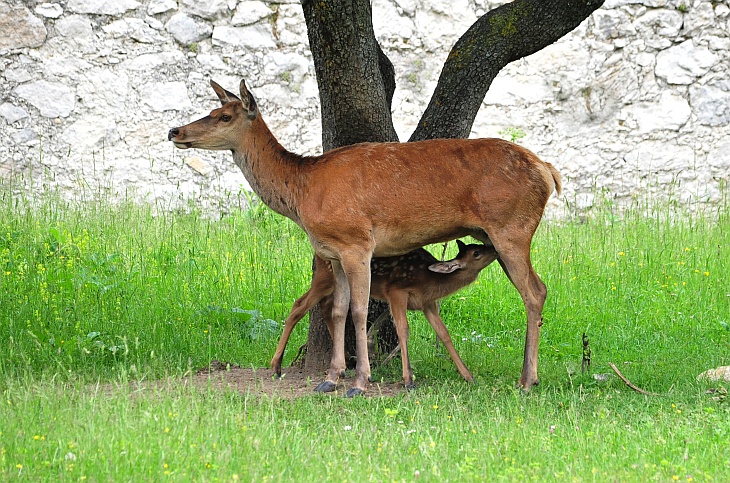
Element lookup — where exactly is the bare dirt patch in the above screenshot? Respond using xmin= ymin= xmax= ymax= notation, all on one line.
xmin=123 ymin=360 xmax=406 ymax=399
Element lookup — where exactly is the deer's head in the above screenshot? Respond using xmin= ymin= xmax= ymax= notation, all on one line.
xmin=168 ymin=80 xmax=259 ymax=151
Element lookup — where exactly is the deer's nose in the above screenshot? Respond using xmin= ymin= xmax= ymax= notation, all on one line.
xmin=168 ymin=128 xmax=180 ymax=141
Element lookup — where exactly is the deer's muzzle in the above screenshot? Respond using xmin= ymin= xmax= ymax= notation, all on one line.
xmin=168 ymin=128 xmax=192 ymax=149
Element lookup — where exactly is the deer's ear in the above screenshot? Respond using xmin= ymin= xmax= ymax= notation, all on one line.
xmin=428 ymin=261 xmax=462 ymax=274
xmin=210 ymin=80 xmax=240 ymax=105
xmin=239 ymin=79 xmax=258 ymax=119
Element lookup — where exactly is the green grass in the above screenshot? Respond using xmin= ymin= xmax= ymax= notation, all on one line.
xmin=1 ymin=179 xmax=729 ymax=481
xmin=0 ymin=185 xmax=312 ymax=381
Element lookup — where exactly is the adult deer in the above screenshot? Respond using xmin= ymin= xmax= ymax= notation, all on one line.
xmin=169 ymin=79 xmax=562 ymax=397
xmin=271 ymin=240 xmax=498 ymax=389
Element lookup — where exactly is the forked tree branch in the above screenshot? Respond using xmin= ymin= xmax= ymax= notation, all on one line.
xmin=410 ymin=0 xmax=604 ymax=141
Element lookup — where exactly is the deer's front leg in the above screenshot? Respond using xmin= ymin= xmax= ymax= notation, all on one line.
xmin=314 ymin=260 xmax=349 ymax=393
xmin=340 ymin=251 xmax=373 ymax=398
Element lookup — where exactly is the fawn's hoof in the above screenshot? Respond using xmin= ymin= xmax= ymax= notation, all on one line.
xmin=314 ymin=381 xmax=337 ymax=393
xmin=346 ymin=387 xmax=364 ymax=398
xmin=405 ymin=383 xmax=417 ymax=391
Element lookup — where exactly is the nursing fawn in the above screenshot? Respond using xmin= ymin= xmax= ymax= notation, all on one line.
xmin=271 ymin=240 xmax=498 ymax=389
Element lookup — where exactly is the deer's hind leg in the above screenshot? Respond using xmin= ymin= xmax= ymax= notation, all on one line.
xmin=385 ymin=291 xmax=416 ymax=389
xmin=271 ymin=260 xmax=335 ymax=376
xmin=422 ymin=301 xmax=473 ymax=382
xmin=477 ymin=226 xmax=546 ymax=390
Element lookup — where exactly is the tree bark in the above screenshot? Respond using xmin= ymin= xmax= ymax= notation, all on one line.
xmin=302 ymin=0 xmax=398 ymax=150
xmin=299 ymin=0 xmax=603 ymax=374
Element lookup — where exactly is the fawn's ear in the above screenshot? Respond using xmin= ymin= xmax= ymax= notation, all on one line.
xmin=428 ymin=261 xmax=463 ymax=274
xmin=210 ymin=80 xmax=240 ymax=105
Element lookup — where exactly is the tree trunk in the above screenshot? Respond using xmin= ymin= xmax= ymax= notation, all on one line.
xmin=299 ymin=0 xmax=603 ymax=374
xmin=302 ymin=0 xmax=398 ymax=150
xmin=301 ymin=0 xmax=400 ymax=374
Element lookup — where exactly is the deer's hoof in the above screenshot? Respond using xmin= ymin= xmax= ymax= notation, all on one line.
xmin=346 ymin=387 xmax=364 ymax=398
xmin=517 ymin=379 xmax=539 ymax=392
xmin=405 ymin=383 xmax=417 ymax=391
xmin=314 ymin=381 xmax=337 ymax=393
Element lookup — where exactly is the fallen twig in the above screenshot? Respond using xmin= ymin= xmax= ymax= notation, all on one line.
xmin=608 ymin=362 xmax=661 ymax=396
xmin=381 ymin=344 xmax=401 ymax=366
xmin=290 ymin=343 xmax=307 ymax=367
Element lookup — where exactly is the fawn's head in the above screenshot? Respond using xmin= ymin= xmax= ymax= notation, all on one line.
xmin=428 ymin=240 xmax=497 ymax=274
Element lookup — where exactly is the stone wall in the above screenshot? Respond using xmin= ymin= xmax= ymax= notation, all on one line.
xmin=1 ymin=0 xmax=728 ymax=216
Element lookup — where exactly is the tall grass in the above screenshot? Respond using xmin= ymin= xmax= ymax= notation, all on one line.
xmin=400 ymin=188 xmax=730 ymax=393
xmin=1 ymin=177 xmax=729 ymax=481
xmin=0 ymin=181 xmax=312 ymax=382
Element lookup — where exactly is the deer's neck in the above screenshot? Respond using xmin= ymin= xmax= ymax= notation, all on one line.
xmin=232 ymin=120 xmax=306 ymax=224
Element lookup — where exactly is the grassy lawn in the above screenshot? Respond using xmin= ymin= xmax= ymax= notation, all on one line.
xmin=1 ymin=180 xmax=729 ymax=481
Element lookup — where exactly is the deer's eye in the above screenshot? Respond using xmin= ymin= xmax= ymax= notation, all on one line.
xmin=220 ymin=115 xmax=232 ymax=122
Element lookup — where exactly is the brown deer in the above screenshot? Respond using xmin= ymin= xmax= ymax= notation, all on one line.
xmin=271 ymin=240 xmax=498 ymax=389
xmin=169 ymin=80 xmax=562 ymax=397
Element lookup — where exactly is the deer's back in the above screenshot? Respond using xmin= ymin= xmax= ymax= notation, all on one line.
xmin=300 ymin=138 xmax=556 ymax=258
